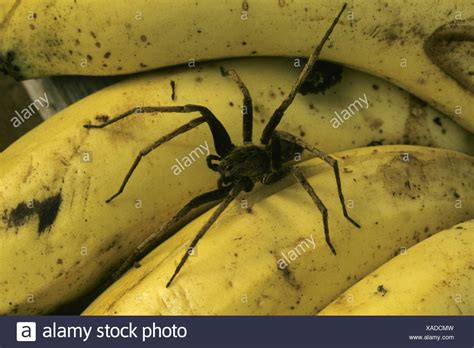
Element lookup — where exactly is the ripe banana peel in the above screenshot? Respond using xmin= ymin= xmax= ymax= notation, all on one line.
xmin=0 ymin=1 xmax=472 ymax=131
xmin=3 ymin=57 xmax=470 ymax=315
xmin=318 ymin=220 xmax=474 ymax=315
xmin=82 ymin=145 xmax=474 ymax=315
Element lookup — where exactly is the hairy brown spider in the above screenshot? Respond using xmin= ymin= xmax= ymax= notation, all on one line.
xmin=84 ymin=3 xmax=359 ymax=288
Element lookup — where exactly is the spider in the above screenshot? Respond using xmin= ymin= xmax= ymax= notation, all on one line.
xmin=84 ymin=3 xmax=359 ymax=288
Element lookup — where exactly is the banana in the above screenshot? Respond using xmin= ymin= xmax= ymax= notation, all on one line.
xmin=1 ymin=57 xmax=472 ymax=315
xmin=318 ymin=220 xmax=473 ymax=315
xmin=2 ymin=55 xmax=472 ymax=315
xmin=1 ymin=1 xmax=472 ymax=131
xmin=82 ymin=145 xmax=474 ymax=315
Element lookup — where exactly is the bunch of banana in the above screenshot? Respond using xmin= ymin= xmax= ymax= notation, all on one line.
xmin=319 ymin=220 xmax=473 ymax=315
xmin=4 ymin=57 xmax=471 ymax=315
xmin=82 ymin=145 xmax=474 ymax=315
xmin=0 ymin=0 xmax=472 ymax=132
xmin=1 ymin=56 xmax=472 ymax=315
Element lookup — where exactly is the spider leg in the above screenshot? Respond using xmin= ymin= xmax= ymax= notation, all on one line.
xmin=260 ymin=132 xmax=300 ymax=184
xmin=260 ymin=3 xmax=347 ymax=145
xmin=84 ymin=105 xmax=235 ymax=202
xmin=261 ymin=168 xmax=291 ymax=185
xmin=206 ymin=154 xmax=221 ymax=172
xmin=275 ymin=131 xmax=360 ymax=228
xmin=102 ymin=118 xmax=202 ymax=203
xmin=270 ymin=132 xmax=283 ymax=171
xmin=221 ymin=67 xmax=253 ymax=144
xmin=84 ymin=104 xmax=234 ymax=157
xmin=111 ymin=185 xmax=234 ymax=282
xmin=166 ymin=180 xmax=246 ymax=287
xmin=291 ymin=167 xmax=335 ymax=255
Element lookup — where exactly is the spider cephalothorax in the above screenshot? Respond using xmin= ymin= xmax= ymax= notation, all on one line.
xmin=216 ymin=146 xmax=271 ymax=183
xmin=212 ymin=142 xmax=299 ymax=185
xmin=84 ymin=3 xmax=359 ymax=288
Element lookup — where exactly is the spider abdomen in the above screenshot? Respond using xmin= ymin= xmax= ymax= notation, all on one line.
xmin=218 ymin=145 xmax=271 ymax=182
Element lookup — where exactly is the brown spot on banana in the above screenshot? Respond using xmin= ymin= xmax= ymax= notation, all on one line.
xmin=403 ymin=95 xmax=433 ymax=145
xmin=0 ymin=50 xmax=23 ymax=80
xmin=278 ymin=265 xmax=300 ymax=290
xmin=376 ymin=284 xmax=388 ymax=296
xmin=170 ymin=80 xmax=176 ymax=100
xmin=377 ymin=154 xmax=429 ymax=200
xmin=298 ymin=60 xmax=343 ymax=95
xmin=424 ymin=17 xmax=474 ymax=93
xmin=2 ymin=193 xmax=62 ymax=235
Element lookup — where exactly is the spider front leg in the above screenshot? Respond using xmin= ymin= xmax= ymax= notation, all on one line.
xmin=83 ymin=104 xmax=235 ymax=202
xmin=260 ymin=3 xmax=347 ymax=145
xmin=274 ymin=131 xmax=361 ymax=229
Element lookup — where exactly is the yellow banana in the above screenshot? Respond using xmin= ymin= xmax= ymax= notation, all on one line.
xmin=1 ymin=57 xmax=472 ymax=315
xmin=82 ymin=145 xmax=474 ymax=315
xmin=318 ymin=220 xmax=473 ymax=315
xmin=3 ymin=51 xmax=473 ymax=315
xmin=0 ymin=1 xmax=472 ymax=131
